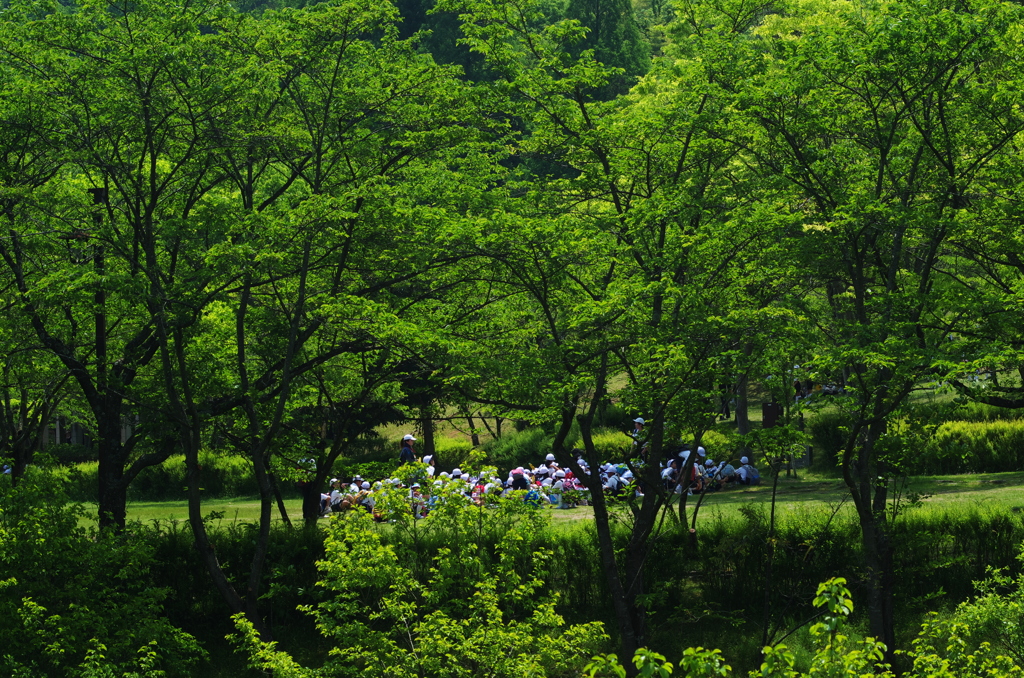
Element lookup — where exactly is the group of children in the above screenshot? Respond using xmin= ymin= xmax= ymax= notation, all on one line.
xmin=319 ymin=428 xmax=762 ymax=519
xmin=319 ymin=454 xmax=589 ymax=519
xmin=662 ymin=449 xmax=762 ymax=494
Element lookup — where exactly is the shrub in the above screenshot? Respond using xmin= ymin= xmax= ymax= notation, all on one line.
xmin=936 ymin=546 xmax=1024 ymax=667
xmin=336 ymin=435 xmax=394 ymax=461
xmin=919 ymin=419 xmax=1024 ymax=474
xmin=699 ymin=429 xmax=735 ymax=461
xmin=806 ymin=410 xmax=853 ymax=470
xmin=232 ymin=496 xmax=609 ymax=678
xmin=67 ymin=452 xmax=262 ymax=502
xmin=590 ymin=428 xmax=634 ymax=460
xmin=956 ymin=401 xmax=1024 ymax=422
xmin=430 ymin=436 xmax=476 ymax=468
xmin=0 ymin=468 xmax=203 ymax=676
xmin=482 ymin=425 xmax=743 ymax=471
xmin=906 ymin=398 xmax=1024 ymax=426
xmin=45 ymin=442 xmax=96 ymax=464
xmin=593 ymin=402 xmax=631 ymax=430
xmin=67 ymin=461 xmax=100 ymax=502
xmin=329 ymin=459 xmax=400 ymax=483
xmin=484 ymin=427 xmax=550 ymax=468
xmin=585 ymin=575 xmax=1023 ymax=678
xmin=803 ymin=406 xmax=1024 ymax=474
xmin=484 ymin=425 xmax=650 ymax=470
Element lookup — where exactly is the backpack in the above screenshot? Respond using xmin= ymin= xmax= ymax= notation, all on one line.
xmin=743 ymin=464 xmax=761 ymax=485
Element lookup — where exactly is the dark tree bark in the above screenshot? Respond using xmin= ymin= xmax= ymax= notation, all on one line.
xmin=554 ymin=365 xmax=674 ymax=674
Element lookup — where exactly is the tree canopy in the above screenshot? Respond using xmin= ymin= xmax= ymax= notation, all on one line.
xmin=4 ymin=0 xmax=1024 ymax=672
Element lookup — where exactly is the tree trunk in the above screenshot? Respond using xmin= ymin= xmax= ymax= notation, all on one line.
xmin=245 ymin=449 xmax=277 ymax=627
xmin=420 ymin=405 xmax=435 ymax=460
xmin=558 ymin=370 xmax=669 ymax=674
xmin=842 ymin=411 xmax=898 ymax=667
xmin=302 ymin=481 xmax=323 ymax=525
xmin=736 ymin=373 xmax=750 ymax=439
xmin=268 ymin=469 xmax=292 ymax=528
xmin=760 ymin=456 xmax=782 ymax=651
xmin=588 ymin=476 xmax=642 ymax=659
xmin=96 ymin=420 xmax=127 ymax=530
xmin=186 ymin=438 xmax=272 ymax=641
xmin=550 ymin=386 xmax=643 ymax=662
xmin=860 ymin=512 xmax=897 ymax=656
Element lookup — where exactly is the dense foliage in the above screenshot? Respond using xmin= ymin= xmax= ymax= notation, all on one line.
xmin=0 ymin=469 xmax=203 ymax=676
xmin=5 ymin=0 xmax=1024 ymax=673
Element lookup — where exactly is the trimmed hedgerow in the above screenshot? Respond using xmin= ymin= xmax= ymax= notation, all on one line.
xmin=919 ymin=419 xmax=1024 ymax=474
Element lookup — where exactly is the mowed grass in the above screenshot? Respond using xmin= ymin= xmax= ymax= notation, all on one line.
xmin=84 ymin=470 xmax=1024 ymax=529
xmin=112 ymin=497 xmax=308 ymax=526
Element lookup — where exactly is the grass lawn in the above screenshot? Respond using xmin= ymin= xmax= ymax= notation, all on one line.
xmin=88 ymin=470 xmax=1024 ymax=529
xmin=109 ymin=497 xmax=308 ymax=526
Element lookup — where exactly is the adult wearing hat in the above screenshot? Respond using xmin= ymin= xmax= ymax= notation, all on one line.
xmin=399 ymin=434 xmax=416 ymax=464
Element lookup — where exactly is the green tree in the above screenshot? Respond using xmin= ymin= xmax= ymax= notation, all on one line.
xmin=0 ymin=331 xmax=69 ymax=482
xmin=131 ymin=0 xmax=504 ymax=638
xmin=740 ymin=0 xmax=1024 ymax=656
xmin=436 ymin=0 xmax=794 ymax=664
xmin=0 ymin=0 xmax=249 ymax=529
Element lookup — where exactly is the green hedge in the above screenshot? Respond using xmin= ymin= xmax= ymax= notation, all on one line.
xmin=46 ymin=443 xmax=97 ymax=464
xmin=484 ymin=428 xmax=550 ymax=468
xmin=484 ymin=426 xmax=644 ymax=469
xmin=920 ymin=419 xmax=1024 ymax=474
xmin=66 ymin=452 xmax=412 ymax=502
xmin=955 ymin=401 xmax=1024 ymax=422
xmin=805 ymin=411 xmax=1024 ymax=474
xmin=588 ymin=429 xmax=636 ymax=460
xmin=67 ymin=452 xmax=261 ymax=502
xmin=697 ymin=429 xmax=737 ymax=460
xmin=428 ymin=436 xmax=475 ymax=470
xmin=330 ymin=459 xmax=401 ymax=482
xmin=482 ymin=426 xmax=738 ymax=470
xmin=906 ymin=399 xmax=1024 ymax=426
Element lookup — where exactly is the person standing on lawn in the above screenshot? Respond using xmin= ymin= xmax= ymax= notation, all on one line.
xmin=399 ymin=434 xmax=416 ymax=464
